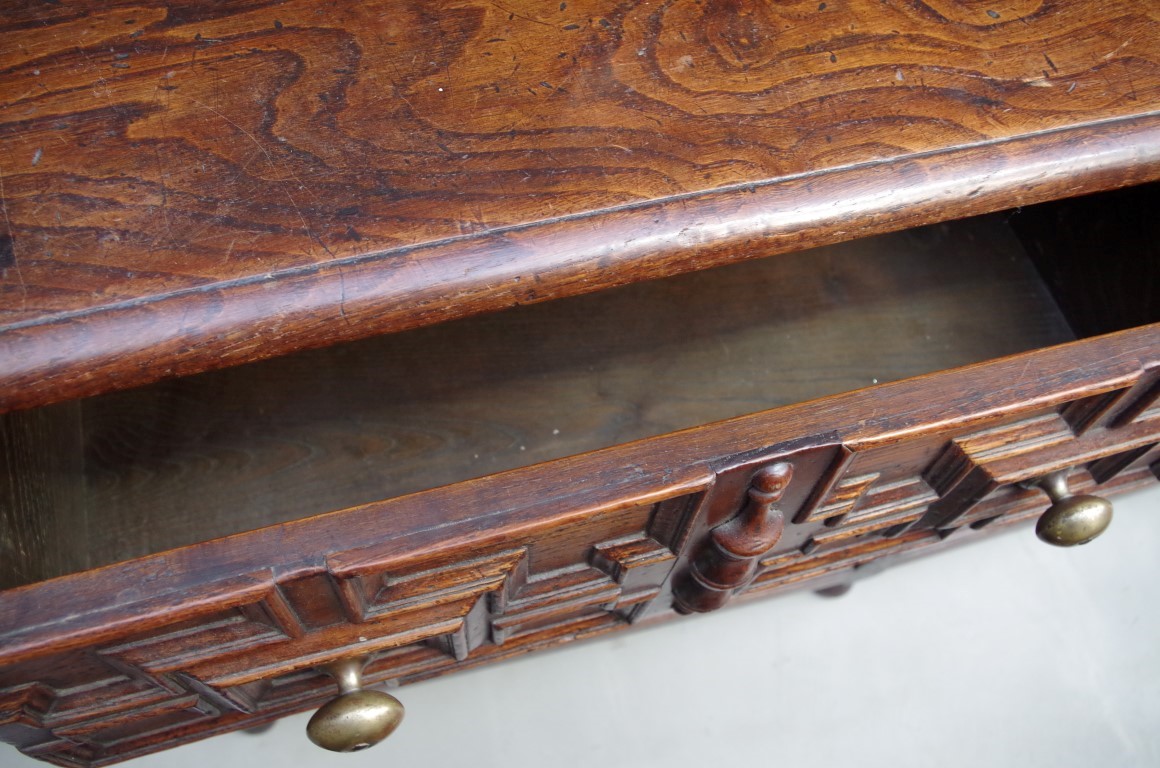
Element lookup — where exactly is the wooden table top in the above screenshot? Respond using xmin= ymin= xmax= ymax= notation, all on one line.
xmin=1 ymin=0 xmax=1158 ymax=409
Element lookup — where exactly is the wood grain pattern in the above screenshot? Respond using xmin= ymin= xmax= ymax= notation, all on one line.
xmin=1011 ymin=182 xmax=1160 ymax=338
xmin=1 ymin=0 xmax=1159 ymax=408
xmin=2 ymin=321 xmax=1159 ymax=765
xmin=9 ymin=215 xmax=1068 ymax=581
xmin=2 ymin=2 xmax=1159 ymax=763
xmin=3 ymin=323 xmax=1157 ymax=661
xmin=1 ymin=481 xmax=710 ymax=766
xmin=662 ymin=329 xmax=1160 ymax=613
xmin=0 ymin=402 xmax=87 ymax=590
xmin=673 ymin=461 xmax=792 ymax=613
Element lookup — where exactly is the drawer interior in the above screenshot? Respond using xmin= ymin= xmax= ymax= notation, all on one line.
xmin=1 ymin=183 xmax=1156 ymax=588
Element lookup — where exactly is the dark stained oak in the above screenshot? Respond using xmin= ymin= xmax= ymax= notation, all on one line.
xmin=1 ymin=0 xmax=1159 ymax=409
xmin=1 ymin=321 xmax=1159 ymax=766
xmin=1 ymin=214 xmax=1074 ymax=582
xmin=1011 ymin=182 xmax=1160 ymax=338
xmin=673 ymin=462 xmax=793 ymax=614
xmin=2 ymin=2 xmax=1160 ymax=765
xmin=2 ymin=322 xmax=1159 ymax=659
xmin=0 ymin=402 xmax=87 ymax=589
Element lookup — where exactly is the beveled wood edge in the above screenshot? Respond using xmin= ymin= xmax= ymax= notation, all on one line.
xmin=1 ymin=113 xmax=1159 ymax=412
xmin=1 ymin=322 xmax=1157 ymax=662
xmin=734 ymin=468 xmax=1159 ymax=602
xmin=44 ymin=477 xmax=1157 ymax=768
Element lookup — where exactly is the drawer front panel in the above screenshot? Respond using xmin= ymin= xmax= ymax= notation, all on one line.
xmin=2 ymin=326 xmax=1159 ymax=766
xmin=672 ymin=337 xmax=1160 ymax=609
xmin=0 ymin=482 xmax=709 ymax=766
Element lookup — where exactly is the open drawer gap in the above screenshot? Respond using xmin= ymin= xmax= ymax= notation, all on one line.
xmin=1 ymin=183 xmax=1156 ymax=587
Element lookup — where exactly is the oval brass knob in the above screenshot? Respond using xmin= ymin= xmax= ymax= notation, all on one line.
xmin=306 ymin=656 xmax=404 ymax=753
xmin=1031 ymin=470 xmax=1113 ymax=547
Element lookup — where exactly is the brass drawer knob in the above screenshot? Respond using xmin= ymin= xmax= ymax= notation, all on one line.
xmin=306 ymin=656 xmax=404 ymax=752
xmin=1031 ymin=470 xmax=1113 ymax=547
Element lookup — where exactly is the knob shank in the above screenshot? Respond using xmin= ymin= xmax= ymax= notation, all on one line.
xmin=1033 ymin=471 xmax=1113 ymax=547
xmin=306 ymin=657 xmax=405 ymax=752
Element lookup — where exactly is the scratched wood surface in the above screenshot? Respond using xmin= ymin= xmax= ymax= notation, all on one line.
xmin=0 ymin=0 xmax=1158 ymax=409
xmin=0 ymin=215 xmax=1069 ymax=582
xmin=1 ymin=316 xmax=1158 ymax=766
xmin=0 ymin=183 xmax=1156 ymax=765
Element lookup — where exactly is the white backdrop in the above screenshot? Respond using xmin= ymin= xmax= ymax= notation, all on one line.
xmin=11 ymin=487 xmax=1158 ymax=768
